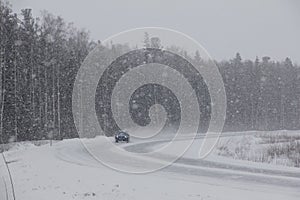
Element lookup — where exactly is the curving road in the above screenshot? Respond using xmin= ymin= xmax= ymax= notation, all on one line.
xmin=2 ymin=133 xmax=299 ymax=200
xmin=56 ymin=135 xmax=300 ymax=191
xmin=126 ymin=140 xmax=300 ymax=188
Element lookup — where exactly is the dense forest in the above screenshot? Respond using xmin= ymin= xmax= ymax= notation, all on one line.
xmin=1 ymin=1 xmax=300 ymax=144
xmin=0 ymin=1 xmax=94 ymax=143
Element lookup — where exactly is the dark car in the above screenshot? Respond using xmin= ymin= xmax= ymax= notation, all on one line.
xmin=115 ymin=131 xmax=130 ymax=143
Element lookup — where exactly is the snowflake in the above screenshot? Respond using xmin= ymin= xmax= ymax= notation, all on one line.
xmin=261 ymin=76 xmax=267 ymax=82
xmin=131 ymin=103 xmax=139 ymax=109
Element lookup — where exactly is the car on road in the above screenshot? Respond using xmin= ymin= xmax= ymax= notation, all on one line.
xmin=115 ymin=131 xmax=130 ymax=143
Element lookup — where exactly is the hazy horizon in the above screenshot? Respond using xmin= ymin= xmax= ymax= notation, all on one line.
xmin=9 ymin=0 xmax=300 ymax=63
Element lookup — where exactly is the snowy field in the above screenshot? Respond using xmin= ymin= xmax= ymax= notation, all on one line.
xmin=145 ymin=130 xmax=300 ymax=168
xmin=1 ymin=131 xmax=300 ymax=200
xmin=214 ymin=131 xmax=300 ymax=167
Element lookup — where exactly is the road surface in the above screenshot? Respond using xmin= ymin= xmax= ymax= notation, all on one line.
xmin=3 ymin=134 xmax=300 ymax=200
xmin=0 ymin=153 xmax=15 ymax=200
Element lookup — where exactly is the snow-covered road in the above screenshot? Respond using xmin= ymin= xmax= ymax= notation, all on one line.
xmin=125 ymin=140 xmax=300 ymax=188
xmin=3 ymin=135 xmax=300 ymax=200
xmin=0 ymin=154 xmax=15 ymax=200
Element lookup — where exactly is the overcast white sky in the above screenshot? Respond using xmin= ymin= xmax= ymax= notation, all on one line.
xmin=9 ymin=0 xmax=300 ymax=63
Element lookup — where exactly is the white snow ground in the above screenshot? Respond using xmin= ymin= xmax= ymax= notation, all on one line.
xmin=0 ymin=154 xmax=15 ymax=200
xmin=2 ymin=132 xmax=300 ymax=200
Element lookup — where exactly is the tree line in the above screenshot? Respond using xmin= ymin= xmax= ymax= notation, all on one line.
xmin=0 ymin=1 xmax=93 ymax=143
xmin=219 ymin=54 xmax=300 ymax=132
xmin=143 ymin=33 xmax=300 ymax=133
xmin=1 ymin=1 xmax=300 ymax=143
